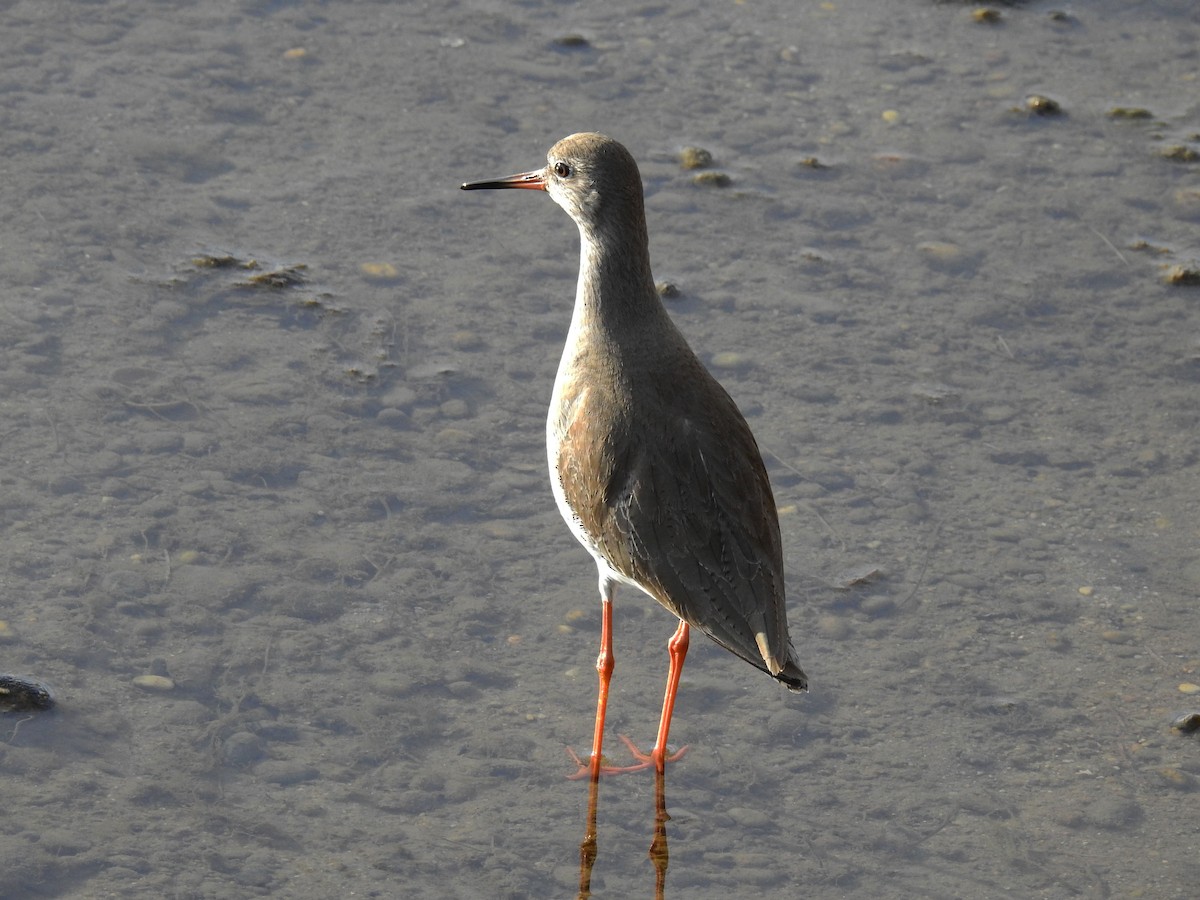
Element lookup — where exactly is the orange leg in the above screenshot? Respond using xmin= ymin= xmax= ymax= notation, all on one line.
xmin=568 ymin=608 xmax=691 ymax=778
xmin=617 ymin=619 xmax=690 ymax=774
xmin=567 ymin=597 xmax=615 ymax=780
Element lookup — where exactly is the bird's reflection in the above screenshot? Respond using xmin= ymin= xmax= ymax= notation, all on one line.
xmin=577 ymin=768 xmax=673 ymax=900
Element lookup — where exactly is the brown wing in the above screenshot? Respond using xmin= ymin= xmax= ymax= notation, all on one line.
xmin=556 ymin=363 xmax=805 ymax=690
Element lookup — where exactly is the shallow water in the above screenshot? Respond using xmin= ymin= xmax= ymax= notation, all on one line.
xmin=2 ymin=1 xmax=1199 ymax=897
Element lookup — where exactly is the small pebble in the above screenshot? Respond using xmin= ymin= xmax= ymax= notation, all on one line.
xmin=678 ymin=147 xmax=713 ymax=170
xmin=1170 ymin=711 xmax=1200 ymax=732
xmin=375 ymin=407 xmax=409 ymax=428
xmin=449 ymin=330 xmax=484 ymax=351
xmin=434 ymin=427 xmax=472 ymax=445
xmin=726 ymin=806 xmax=773 ymax=829
xmin=692 ymin=171 xmax=731 ymax=187
xmin=0 ymin=674 xmax=56 ymax=712
xmin=1159 ymin=145 xmax=1198 ymax=162
xmin=972 ymin=8 xmax=1002 ymax=24
xmin=817 ymin=615 xmax=852 ymax=641
xmin=1100 ymin=630 xmax=1133 ymax=644
xmin=917 ymin=241 xmax=962 ymax=261
xmin=709 ymin=351 xmax=747 ymax=369
xmin=881 ymin=109 xmax=900 ymax=124
xmin=360 ymin=262 xmax=399 ymax=282
xmin=256 ymin=760 xmax=319 ymax=786
xmin=833 ymin=565 xmax=884 ymax=589
xmin=655 ymin=281 xmax=680 ymax=298
xmin=1077 ymin=585 xmax=1094 ymax=596
xmin=1107 ymin=107 xmax=1153 ymax=120
xmin=439 ymin=398 xmax=470 ymax=419
xmin=1155 ymin=767 xmax=1197 ymax=790
xmin=132 ymin=674 xmax=175 ymax=692
xmin=1179 ymin=682 xmax=1200 ymax=695
xmin=480 ymin=521 xmax=522 ymax=540
xmin=980 ymin=404 xmax=1016 ymax=423
xmin=1163 ymin=263 xmax=1200 ymax=285
xmin=1025 ymin=95 xmax=1062 ymax=116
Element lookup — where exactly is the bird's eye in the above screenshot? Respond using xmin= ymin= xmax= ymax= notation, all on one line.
xmin=553 ymin=161 xmax=571 ymax=178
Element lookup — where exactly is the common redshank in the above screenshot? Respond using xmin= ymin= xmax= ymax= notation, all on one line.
xmin=461 ymin=132 xmax=807 ymax=776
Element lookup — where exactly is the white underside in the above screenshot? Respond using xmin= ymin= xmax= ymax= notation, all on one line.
xmin=545 ymin=232 xmax=656 ymax=607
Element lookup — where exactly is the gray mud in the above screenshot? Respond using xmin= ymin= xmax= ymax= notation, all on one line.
xmin=2 ymin=1 xmax=1199 ymax=897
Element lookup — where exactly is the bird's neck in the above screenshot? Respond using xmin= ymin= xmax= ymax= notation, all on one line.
xmin=570 ymin=221 xmax=667 ymax=342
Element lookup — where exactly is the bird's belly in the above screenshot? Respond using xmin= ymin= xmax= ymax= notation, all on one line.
xmin=546 ymin=384 xmax=646 ymax=596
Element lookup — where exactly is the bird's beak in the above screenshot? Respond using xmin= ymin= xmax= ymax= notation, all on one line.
xmin=460 ymin=169 xmax=547 ymax=192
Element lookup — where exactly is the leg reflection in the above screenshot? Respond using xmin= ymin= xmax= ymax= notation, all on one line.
xmin=649 ymin=768 xmax=670 ymax=900
xmin=575 ymin=762 xmax=674 ymax=899
xmin=577 ymin=770 xmax=601 ymax=900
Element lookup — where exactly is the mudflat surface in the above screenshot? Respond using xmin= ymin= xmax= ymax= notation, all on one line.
xmin=2 ymin=1 xmax=1199 ymax=897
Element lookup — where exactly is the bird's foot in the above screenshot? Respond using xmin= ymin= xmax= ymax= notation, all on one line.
xmin=564 ymin=737 xmax=688 ymax=779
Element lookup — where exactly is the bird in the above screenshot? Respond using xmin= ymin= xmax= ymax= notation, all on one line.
xmin=461 ymin=132 xmax=807 ymax=777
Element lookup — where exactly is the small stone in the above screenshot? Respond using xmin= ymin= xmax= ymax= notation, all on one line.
xmin=449 ymin=330 xmax=484 ymax=351
xmin=692 ymin=171 xmax=731 ymax=188
xmin=817 ymin=615 xmax=852 ymax=641
xmin=833 ymin=565 xmax=883 ymax=589
xmin=1179 ymin=682 xmax=1200 ymax=695
xmin=440 ymin=398 xmax=470 ymax=419
xmin=1082 ymin=797 xmax=1141 ymax=829
xmin=1170 ymin=711 xmax=1200 ymax=732
xmin=375 ymin=407 xmax=409 ymax=428
xmin=1077 ymin=585 xmax=1094 ymax=597
xmin=655 ymin=281 xmax=680 ymax=298
xmin=132 ymin=674 xmax=175 ymax=692
xmin=0 ymin=674 xmax=55 ymax=711
xmin=434 ymin=427 xmax=472 ymax=445
xmin=678 ymin=147 xmax=713 ymax=170
xmin=481 ymin=521 xmax=521 ymax=540
xmin=360 ymin=262 xmax=400 ymax=282
xmin=256 ymin=760 xmax=319 ymax=785
xmin=1025 ymin=95 xmax=1062 ymax=116
xmin=917 ymin=241 xmax=962 ymax=261
xmin=1154 ymin=767 xmax=1197 ymax=790
xmin=1100 ymin=630 xmax=1133 ymax=645
xmin=1163 ymin=263 xmax=1200 ymax=285
xmin=972 ymin=8 xmax=1002 ymax=24
xmin=1107 ymin=107 xmax=1153 ymax=120
xmin=980 ymin=405 xmax=1016 ymax=423
xmin=710 ymin=351 xmax=747 ymax=369
xmin=726 ymin=806 xmax=772 ymax=829
xmin=1159 ymin=145 xmax=1199 ymax=162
